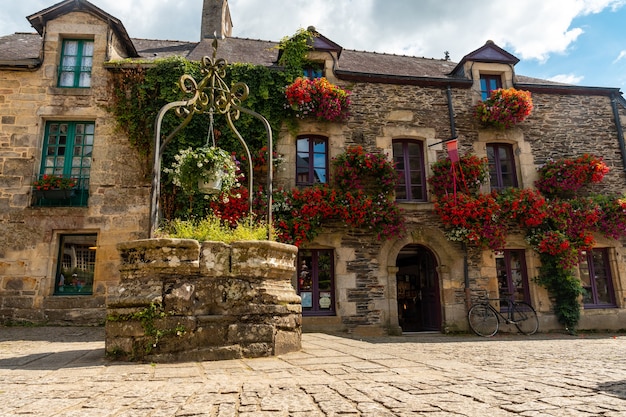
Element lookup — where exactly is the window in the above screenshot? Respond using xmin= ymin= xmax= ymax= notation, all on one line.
xmin=487 ymin=143 xmax=518 ymax=190
xmin=58 ymin=39 xmax=94 ymax=88
xmin=297 ymin=249 xmax=335 ymax=315
xmin=296 ymin=135 xmax=327 ymax=186
xmin=303 ymin=63 xmax=323 ymax=79
xmin=480 ymin=74 xmax=502 ymax=100
xmin=393 ymin=139 xmax=426 ymax=201
xmin=496 ymin=250 xmax=530 ymax=305
xmin=579 ymin=249 xmax=616 ymax=308
xmin=35 ymin=121 xmax=93 ymax=207
xmin=55 ymin=234 xmax=97 ymax=295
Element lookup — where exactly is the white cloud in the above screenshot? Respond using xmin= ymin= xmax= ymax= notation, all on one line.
xmin=613 ymin=50 xmax=626 ymax=63
xmin=227 ymin=0 xmax=625 ymax=65
xmin=2 ymin=0 xmax=625 ymax=70
xmin=547 ymin=74 xmax=585 ymax=85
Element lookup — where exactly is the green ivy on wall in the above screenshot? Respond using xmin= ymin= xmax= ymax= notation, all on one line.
xmin=106 ymin=28 xmax=317 ymax=170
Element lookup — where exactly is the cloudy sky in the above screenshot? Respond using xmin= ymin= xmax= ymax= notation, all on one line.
xmin=3 ymin=0 xmax=626 ymax=91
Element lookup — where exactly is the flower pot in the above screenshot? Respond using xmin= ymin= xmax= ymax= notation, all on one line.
xmin=198 ymin=170 xmax=223 ymax=194
xmin=35 ymin=189 xmax=76 ymax=200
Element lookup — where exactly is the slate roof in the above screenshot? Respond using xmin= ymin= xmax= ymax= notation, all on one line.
xmin=0 ymin=31 xmax=619 ymax=94
xmin=27 ymin=0 xmax=137 ymax=57
xmin=0 ymin=33 xmax=41 ymax=63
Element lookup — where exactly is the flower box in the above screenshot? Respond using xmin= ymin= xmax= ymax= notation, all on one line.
xmin=35 ymin=189 xmax=76 ymax=200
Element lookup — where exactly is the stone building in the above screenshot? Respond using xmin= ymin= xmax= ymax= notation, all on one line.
xmin=1 ymin=0 xmax=625 ymax=334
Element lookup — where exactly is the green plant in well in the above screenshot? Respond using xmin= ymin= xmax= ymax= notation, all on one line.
xmin=156 ymin=214 xmax=272 ymax=242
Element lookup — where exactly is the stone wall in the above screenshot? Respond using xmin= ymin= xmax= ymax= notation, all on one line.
xmin=283 ymin=75 xmax=626 ymax=334
xmin=0 ymin=10 xmax=149 ymax=324
xmin=106 ymin=239 xmax=301 ymax=362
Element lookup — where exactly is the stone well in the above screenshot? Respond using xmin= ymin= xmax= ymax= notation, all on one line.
xmin=105 ymin=238 xmax=301 ymax=362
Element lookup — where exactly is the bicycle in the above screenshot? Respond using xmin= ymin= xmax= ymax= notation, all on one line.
xmin=467 ymin=296 xmax=538 ymax=337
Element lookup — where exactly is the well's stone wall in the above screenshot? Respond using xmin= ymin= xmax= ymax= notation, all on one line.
xmin=105 ymin=239 xmax=301 ymax=362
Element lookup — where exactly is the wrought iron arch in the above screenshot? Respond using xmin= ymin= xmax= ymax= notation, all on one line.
xmin=149 ymin=38 xmax=273 ymax=238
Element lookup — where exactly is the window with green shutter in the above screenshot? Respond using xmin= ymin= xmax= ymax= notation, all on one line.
xmin=34 ymin=121 xmax=93 ymax=207
xmin=58 ymin=39 xmax=94 ymax=88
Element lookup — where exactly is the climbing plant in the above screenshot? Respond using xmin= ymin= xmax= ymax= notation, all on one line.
xmin=276 ymin=27 xmax=316 ymax=81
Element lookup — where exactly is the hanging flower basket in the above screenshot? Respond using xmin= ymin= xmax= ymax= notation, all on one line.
xmin=331 ymin=146 xmax=398 ymax=195
xmin=428 ymin=153 xmax=489 ymax=197
xmin=285 ymin=77 xmax=351 ymax=122
xmin=198 ymin=169 xmax=224 ymax=194
xmin=167 ymin=146 xmax=241 ymax=195
xmin=474 ymin=88 xmax=533 ymax=129
xmin=534 ymin=154 xmax=609 ymax=198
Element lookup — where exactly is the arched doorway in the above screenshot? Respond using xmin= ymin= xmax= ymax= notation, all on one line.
xmin=396 ymin=244 xmax=441 ymax=332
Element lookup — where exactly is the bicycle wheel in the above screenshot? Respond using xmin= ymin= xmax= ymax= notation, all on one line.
xmin=468 ymin=303 xmax=499 ymax=337
xmin=512 ymin=302 xmax=538 ymax=335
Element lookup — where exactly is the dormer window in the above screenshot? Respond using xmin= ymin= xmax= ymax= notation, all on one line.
xmin=480 ymin=74 xmax=502 ymax=100
xmin=58 ymin=39 xmax=94 ymax=88
xmin=303 ymin=63 xmax=324 ymax=79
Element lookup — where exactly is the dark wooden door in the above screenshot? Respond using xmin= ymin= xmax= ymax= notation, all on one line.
xmin=396 ymin=245 xmax=441 ymax=332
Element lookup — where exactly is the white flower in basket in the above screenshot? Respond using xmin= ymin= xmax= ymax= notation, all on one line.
xmin=168 ymin=146 xmax=240 ymax=195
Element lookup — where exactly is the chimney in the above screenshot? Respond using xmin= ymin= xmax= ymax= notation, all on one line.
xmin=201 ymin=0 xmax=233 ymax=40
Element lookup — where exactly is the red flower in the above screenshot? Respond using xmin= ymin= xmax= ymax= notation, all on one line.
xmin=474 ymin=88 xmax=533 ymax=129
xmin=285 ymin=77 xmax=351 ymax=122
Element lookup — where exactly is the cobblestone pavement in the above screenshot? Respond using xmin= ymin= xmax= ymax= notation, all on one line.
xmin=1 ymin=327 xmax=626 ymax=416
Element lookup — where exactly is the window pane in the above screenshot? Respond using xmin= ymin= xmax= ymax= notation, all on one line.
xmin=393 ymin=140 xmax=425 ymax=201
xmin=297 ymin=138 xmax=309 ymax=153
xmin=59 ymin=72 xmax=75 ymax=87
xmin=297 ymin=249 xmax=334 ymax=315
xmin=296 ymin=136 xmax=327 ymax=186
xmin=83 ymin=41 xmax=94 ymax=56
xmin=592 ymin=251 xmax=611 ymax=304
xmin=61 ymin=55 xmax=77 ymax=69
xmin=298 ymin=252 xmax=313 ymax=291
xmin=313 ymin=153 xmax=326 ymax=183
xmin=55 ymin=234 xmax=97 ymax=295
xmin=487 ymin=143 xmax=517 ymax=190
xmin=579 ymin=253 xmax=593 ymax=304
xmin=79 ymin=72 xmax=91 ymax=87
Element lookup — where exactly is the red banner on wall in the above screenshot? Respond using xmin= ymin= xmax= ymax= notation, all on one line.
xmin=446 ymin=139 xmax=459 ymax=163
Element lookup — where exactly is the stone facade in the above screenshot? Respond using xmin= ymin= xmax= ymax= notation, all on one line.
xmin=1 ymin=0 xmax=626 ymax=336
xmin=0 ymin=4 xmax=149 ymax=324
xmin=106 ymin=239 xmax=301 ymax=362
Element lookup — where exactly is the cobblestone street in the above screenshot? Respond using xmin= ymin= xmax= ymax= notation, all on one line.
xmin=1 ymin=327 xmax=625 ymax=416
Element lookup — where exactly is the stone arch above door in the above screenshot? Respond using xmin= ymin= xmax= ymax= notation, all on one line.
xmin=380 ymin=225 xmax=466 ymax=333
